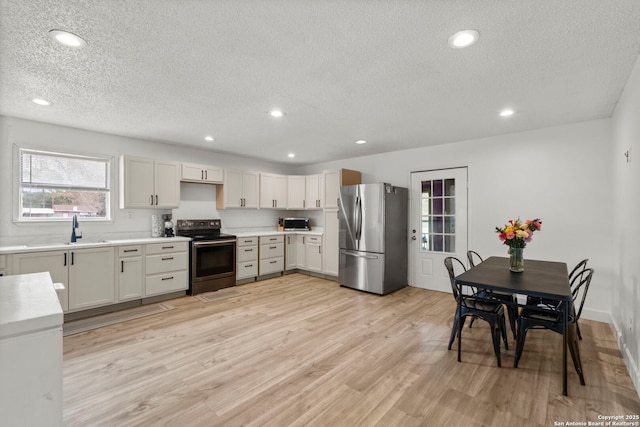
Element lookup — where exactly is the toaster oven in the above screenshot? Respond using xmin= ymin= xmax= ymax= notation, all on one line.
xmin=281 ymin=217 xmax=310 ymax=231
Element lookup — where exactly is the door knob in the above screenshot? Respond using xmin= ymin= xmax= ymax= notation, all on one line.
xmin=411 ymin=236 xmax=417 ymax=240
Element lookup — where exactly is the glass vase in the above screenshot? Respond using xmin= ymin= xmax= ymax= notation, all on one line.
xmin=509 ymin=247 xmax=524 ymax=273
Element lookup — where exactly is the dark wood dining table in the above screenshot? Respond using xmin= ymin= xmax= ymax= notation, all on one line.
xmin=454 ymin=256 xmax=573 ymax=396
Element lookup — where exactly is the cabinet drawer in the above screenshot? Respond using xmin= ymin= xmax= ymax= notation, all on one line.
xmin=259 ymin=257 xmax=284 ymax=275
xmin=237 ymin=245 xmax=258 ymax=262
xmin=305 ymin=235 xmax=322 ymax=244
xmin=145 ymin=270 xmax=188 ymax=296
xmin=260 ymin=243 xmax=284 ymax=260
xmin=0 ymin=255 xmax=5 ymax=269
xmin=260 ymin=235 xmax=284 ymax=244
xmin=237 ymin=237 xmax=258 ymax=247
xmin=146 ymin=252 xmax=188 ymax=274
xmin=237 ymin=260 xmax=258 ymax=279
xmin=118 ymin=245 xmax=143 ymax=257
xmin=146 ymin=241 xmax=188 ymax=255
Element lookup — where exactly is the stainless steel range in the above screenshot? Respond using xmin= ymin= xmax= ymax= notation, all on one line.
xmin=176 ymin=219 xmax=236 ymax=295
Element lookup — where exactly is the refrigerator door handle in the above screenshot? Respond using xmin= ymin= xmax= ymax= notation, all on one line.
xmin=341 ymin=250 xmax=379 ymax=260
xmin=355 ymin=196 xmax=362 ymax=242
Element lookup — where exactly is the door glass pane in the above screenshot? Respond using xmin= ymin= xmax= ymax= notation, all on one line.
xmin=432 ymin=198 xmax=443 ymax=215
xmin=444 ymin=179 xmax=455 ymax=196
xmin=432 ymin=180 xmax=443 ymax=197
xmin=444 ymin=198 xmax=455 ymax=215
xmin=421 ymin=178 xmax=456 ymax=253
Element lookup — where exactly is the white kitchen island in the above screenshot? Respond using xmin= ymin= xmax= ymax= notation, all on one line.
xmin=0 ymin=272 xmax=63 ymax=427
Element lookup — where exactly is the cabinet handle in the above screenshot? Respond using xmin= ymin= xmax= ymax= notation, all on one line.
xmin=162 ymin=257 xmax=174 ymax=261
xmin=270 ymin=260 xmax=277 ymax=264
xmin=123 ymin=249 xmax=138 ymax=253
xmin=71 ymin=252 xmax=75 ymax=265
xmin=303 ymin=237 xmax=305 ymax=244
xmin=161 ymin=276 xmax=174 ymax=281
xmin=64 ymin=252 xmax=67 ymax=266
xmin=318 ymin=246 xmax=322 ymax=254
xmin=162 ymin=246 xmax=174 ymax=249
xmin=121 ymin=260 xmax=124 ymax=273
xmin=205 ymin=170 xmax=208 ymax=180
xmin=246 ymin=264 xmax=253 ymax=268
xmin=150 ymin=195 xmax=154 ymax=205
xmin=269 ymin=246 xmax=277 ymax=249
xmin=244 ymin=240 xmax=253 ymax=243
xmin=287 ymin=236 xmax=290 ymax=244
xmin=155 ymin=195 xmax=158 ymax=205
xmin=245 ymin=248 xmax=253 ymax=252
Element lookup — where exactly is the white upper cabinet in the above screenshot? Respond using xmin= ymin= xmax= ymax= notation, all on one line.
xmin=305 ymin=174 xmax=323 ymax=209
xmin=181 ymin=163 xmax=223 ymax=184
xmin=260 ymin=173 xmax=287 ymax=209
xmin=120 ymin=155 xmax=180 ymax=209
xmin=323 ymin=169 xmax=361 ymax=209
xmin=287 ymin=176 xmax=306 ymax=209
xmin=217 ymin=169 xmax=259 ymax=209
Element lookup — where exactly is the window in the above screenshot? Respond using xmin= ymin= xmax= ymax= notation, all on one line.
xmin=19 ymin=148 xmax=111 ymax=220
xmin=420 ymin=178 xmax=456 ymax=252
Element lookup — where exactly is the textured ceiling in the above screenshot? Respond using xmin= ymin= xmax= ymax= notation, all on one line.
xmin=1 ymin=1 xmax=640 ymax=165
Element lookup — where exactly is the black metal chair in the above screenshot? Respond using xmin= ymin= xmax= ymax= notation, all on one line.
xmin=514 ymin=268 xmax=594 ymax=385
xmin=467 ymin=250 xmax=483 ymax=267
xmin=445 ymin=257 xmax=509 ymax=367
xmin=466 ymin=250 xmax=518 ymax=340
xmin=527 ymin=258 xmax=589 ymax=339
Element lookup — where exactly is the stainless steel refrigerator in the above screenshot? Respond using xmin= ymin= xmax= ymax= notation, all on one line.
xmin=338 ymin=183 xmax=408 ymax=295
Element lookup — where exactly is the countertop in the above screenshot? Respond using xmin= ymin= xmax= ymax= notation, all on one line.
xmin=0 ymin=236 xmax=191 ymax=255
xmin=0 ymin=272 xmax=63 ymax=339
xmin=232 ymin=229 xmax=324 ymax=237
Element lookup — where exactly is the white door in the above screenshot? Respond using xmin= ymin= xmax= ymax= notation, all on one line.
xmin=410 ymin=168 xmax=468 ymax=292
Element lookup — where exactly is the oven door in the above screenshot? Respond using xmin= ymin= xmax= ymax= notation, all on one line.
xmin=192 ymin=239 xmax=236 ymax=281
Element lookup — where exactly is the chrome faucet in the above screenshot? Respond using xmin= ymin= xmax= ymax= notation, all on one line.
xmin=71 ymin=214 xmax=82 ymax=243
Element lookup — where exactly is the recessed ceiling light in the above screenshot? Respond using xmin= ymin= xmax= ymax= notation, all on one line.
xmin=355 ymin=140 xmax=367 ymax=145
xmin=270 ymin=110 xmax=284 ymax=118
xmin=287 ymin=153 xmax=295 ymax=158
xmin=49 ymin=30 xmax=87 ymax=48
xmin=448 ymin=30 xmax=479 ymax=49
xmin=204 ymin=136 xmax=214 ymax=142
xmin=32 ymin=98 xmax=52 ymax=106
xmin=499 ymin=109 xmax=515 ymax=117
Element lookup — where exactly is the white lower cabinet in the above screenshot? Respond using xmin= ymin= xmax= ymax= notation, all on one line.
xmin=285 ymin=234 xmax=297 ymax=270
xmin=12 ymin=247 xmax=116 ymax=312
xmin=68 ymin=247 xmax=116 ymax=311
xmin=117 ymin=245 xmax=143 ymax=301
xmin=237 ymin=236 xmax=258 ymax=280
xmin=284 ymin=234 xmax=324 ymax=273
xmin=304 ymin=235 xmax=323 ymax=273
xmin=259 ymin=235 xmax=284 ymax=275
xmin=144 ymin=242 xmax=189 ymax=297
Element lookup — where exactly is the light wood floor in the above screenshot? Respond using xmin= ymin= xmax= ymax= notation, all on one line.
xmin=63 ymin=274 xmax=640 ymax=426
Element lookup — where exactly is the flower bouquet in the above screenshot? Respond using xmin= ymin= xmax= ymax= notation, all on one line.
xmin=495 ymin=218 xmax=542 ymax=272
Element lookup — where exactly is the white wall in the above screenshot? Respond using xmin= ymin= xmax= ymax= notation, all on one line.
xmin=0 ymin=116 xmax=293 ymax=245
xmin=298 ymin=119 xmax=614 ymax=323
xmin=612 ymin=51 xmax=640 ymax=395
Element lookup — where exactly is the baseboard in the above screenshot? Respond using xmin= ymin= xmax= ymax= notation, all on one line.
xmin=581 ymin=307 xmax=611 ymax=323
xmin=610 ymin=313 xmax=640 ymax=399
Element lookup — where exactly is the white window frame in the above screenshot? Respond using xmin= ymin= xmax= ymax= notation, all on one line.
xmin=15 ymin=146 xmax=114 ymax=222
